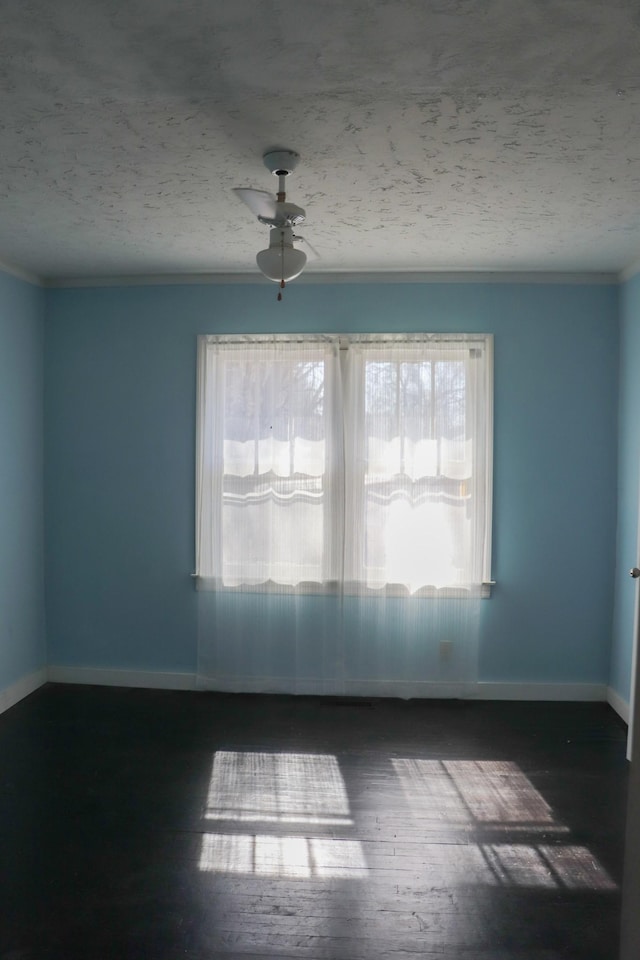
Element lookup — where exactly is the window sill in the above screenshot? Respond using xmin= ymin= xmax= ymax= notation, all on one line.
xmin=193 ymin=576 xmax=494 ymax=599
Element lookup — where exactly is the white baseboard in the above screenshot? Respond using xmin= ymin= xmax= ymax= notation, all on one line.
xmin=197 ymin=675 xmax=609 ymax=702
xmin=44 ymin=668 xmax=612 ymax=704
xmin=0 ymin=667 xmax=619 ymax=723
xmin=196 ymin=676 xmax=475 ymax=698
xmin=473 ymin=682 xmax=608 ymax=702
xmin=607 ymin=685 xmax=630 ymax=724
xmin=0 ymin=667 xmax=47 ymax=716
xmin=47 ymin=666 xmax=197 ymax=691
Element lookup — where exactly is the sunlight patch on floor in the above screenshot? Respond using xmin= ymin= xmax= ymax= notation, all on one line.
xmin=392 ymin=758 xmax=616 ymax=890
xmin=199 ymin=833 xmax=368 ymax=879
xmin=199 ymin=749 xmax=367 ymax=878
xmin=393 ymin=759 xmax=555 ymax=824
xmin=204 ymin=750 xmax=353 ymax=825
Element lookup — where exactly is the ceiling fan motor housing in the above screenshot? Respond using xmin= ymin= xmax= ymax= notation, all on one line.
xmin=263 ymin=149 xmax=300 ymax=177
xmin=273 ymin=201 xmax=306 ymax=226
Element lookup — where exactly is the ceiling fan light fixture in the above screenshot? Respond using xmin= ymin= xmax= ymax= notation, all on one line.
xmin=256 ymin=227 xmax=307 ymax=283
xmin=235 ymin=148 xmax=312 ymax=296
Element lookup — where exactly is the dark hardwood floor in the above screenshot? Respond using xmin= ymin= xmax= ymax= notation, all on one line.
xmin=0 ymin=685 xmax=629 ymax=959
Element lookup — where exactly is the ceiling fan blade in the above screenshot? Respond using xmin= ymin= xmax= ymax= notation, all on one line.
xmin=296 ymin=236 xmax=321 ymax=261
xmin=233 ymin=188 xmax=277 ymax=221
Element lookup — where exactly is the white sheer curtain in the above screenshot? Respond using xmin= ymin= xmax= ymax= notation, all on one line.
xmin=196 ymin=333 xmax=492 ymax=695
xmin=196 ymin=336 xmax=345 ymax=692
xmin=343 ymin=336 xmax=493 ymax=597
xmin=196 ymin=336 xmax=343 ymax=591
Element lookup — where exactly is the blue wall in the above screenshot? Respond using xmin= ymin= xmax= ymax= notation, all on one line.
xmin=44 ymin=280 xmax=619 ymax=689
xmin=0 ymin=271 xmax=45 ymax=689
xmin=610 ymin=273 xmax=640 ymax=702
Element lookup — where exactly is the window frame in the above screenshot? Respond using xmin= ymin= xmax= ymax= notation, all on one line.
xmin=195 ymin=333 xmax=494 ymax=598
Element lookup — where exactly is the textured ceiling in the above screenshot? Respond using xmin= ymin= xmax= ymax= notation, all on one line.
xmin=2 ymin=0 xmax=640 ymax=281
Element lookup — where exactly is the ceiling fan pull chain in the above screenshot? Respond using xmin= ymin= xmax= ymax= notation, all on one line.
xmin=277 ymin=234 xmax=286 ymax=300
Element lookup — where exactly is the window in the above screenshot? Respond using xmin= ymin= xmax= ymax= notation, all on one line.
xmin=196 ymin=334 xmax=492 ymax=597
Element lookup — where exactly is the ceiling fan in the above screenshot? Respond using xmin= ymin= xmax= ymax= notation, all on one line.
xmin=233 ymin=149 xmax=311 ymax=298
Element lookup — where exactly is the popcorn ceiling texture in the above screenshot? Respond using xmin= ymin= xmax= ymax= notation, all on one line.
xmin=2 ymin=0 xmax=640 ymax=279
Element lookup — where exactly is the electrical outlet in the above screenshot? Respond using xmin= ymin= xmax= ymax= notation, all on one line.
xmin=439 ymin=640 xmax=453 ymax=661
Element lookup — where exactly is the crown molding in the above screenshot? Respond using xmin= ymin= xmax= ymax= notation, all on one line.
xmin=0 ymin=258 xmax=42 ymax=286
xmin=620 ymin=257 xmax=640 ymax=283
xmin=44 ymin=269 xmax=619 ymax=289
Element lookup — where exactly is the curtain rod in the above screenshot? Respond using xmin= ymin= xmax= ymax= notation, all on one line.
xmin=202 ymin=333 xmax=490 ymax=345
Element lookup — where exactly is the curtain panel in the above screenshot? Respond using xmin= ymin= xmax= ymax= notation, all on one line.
xmin=196 ymin=336 xmax=343 ymax=590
